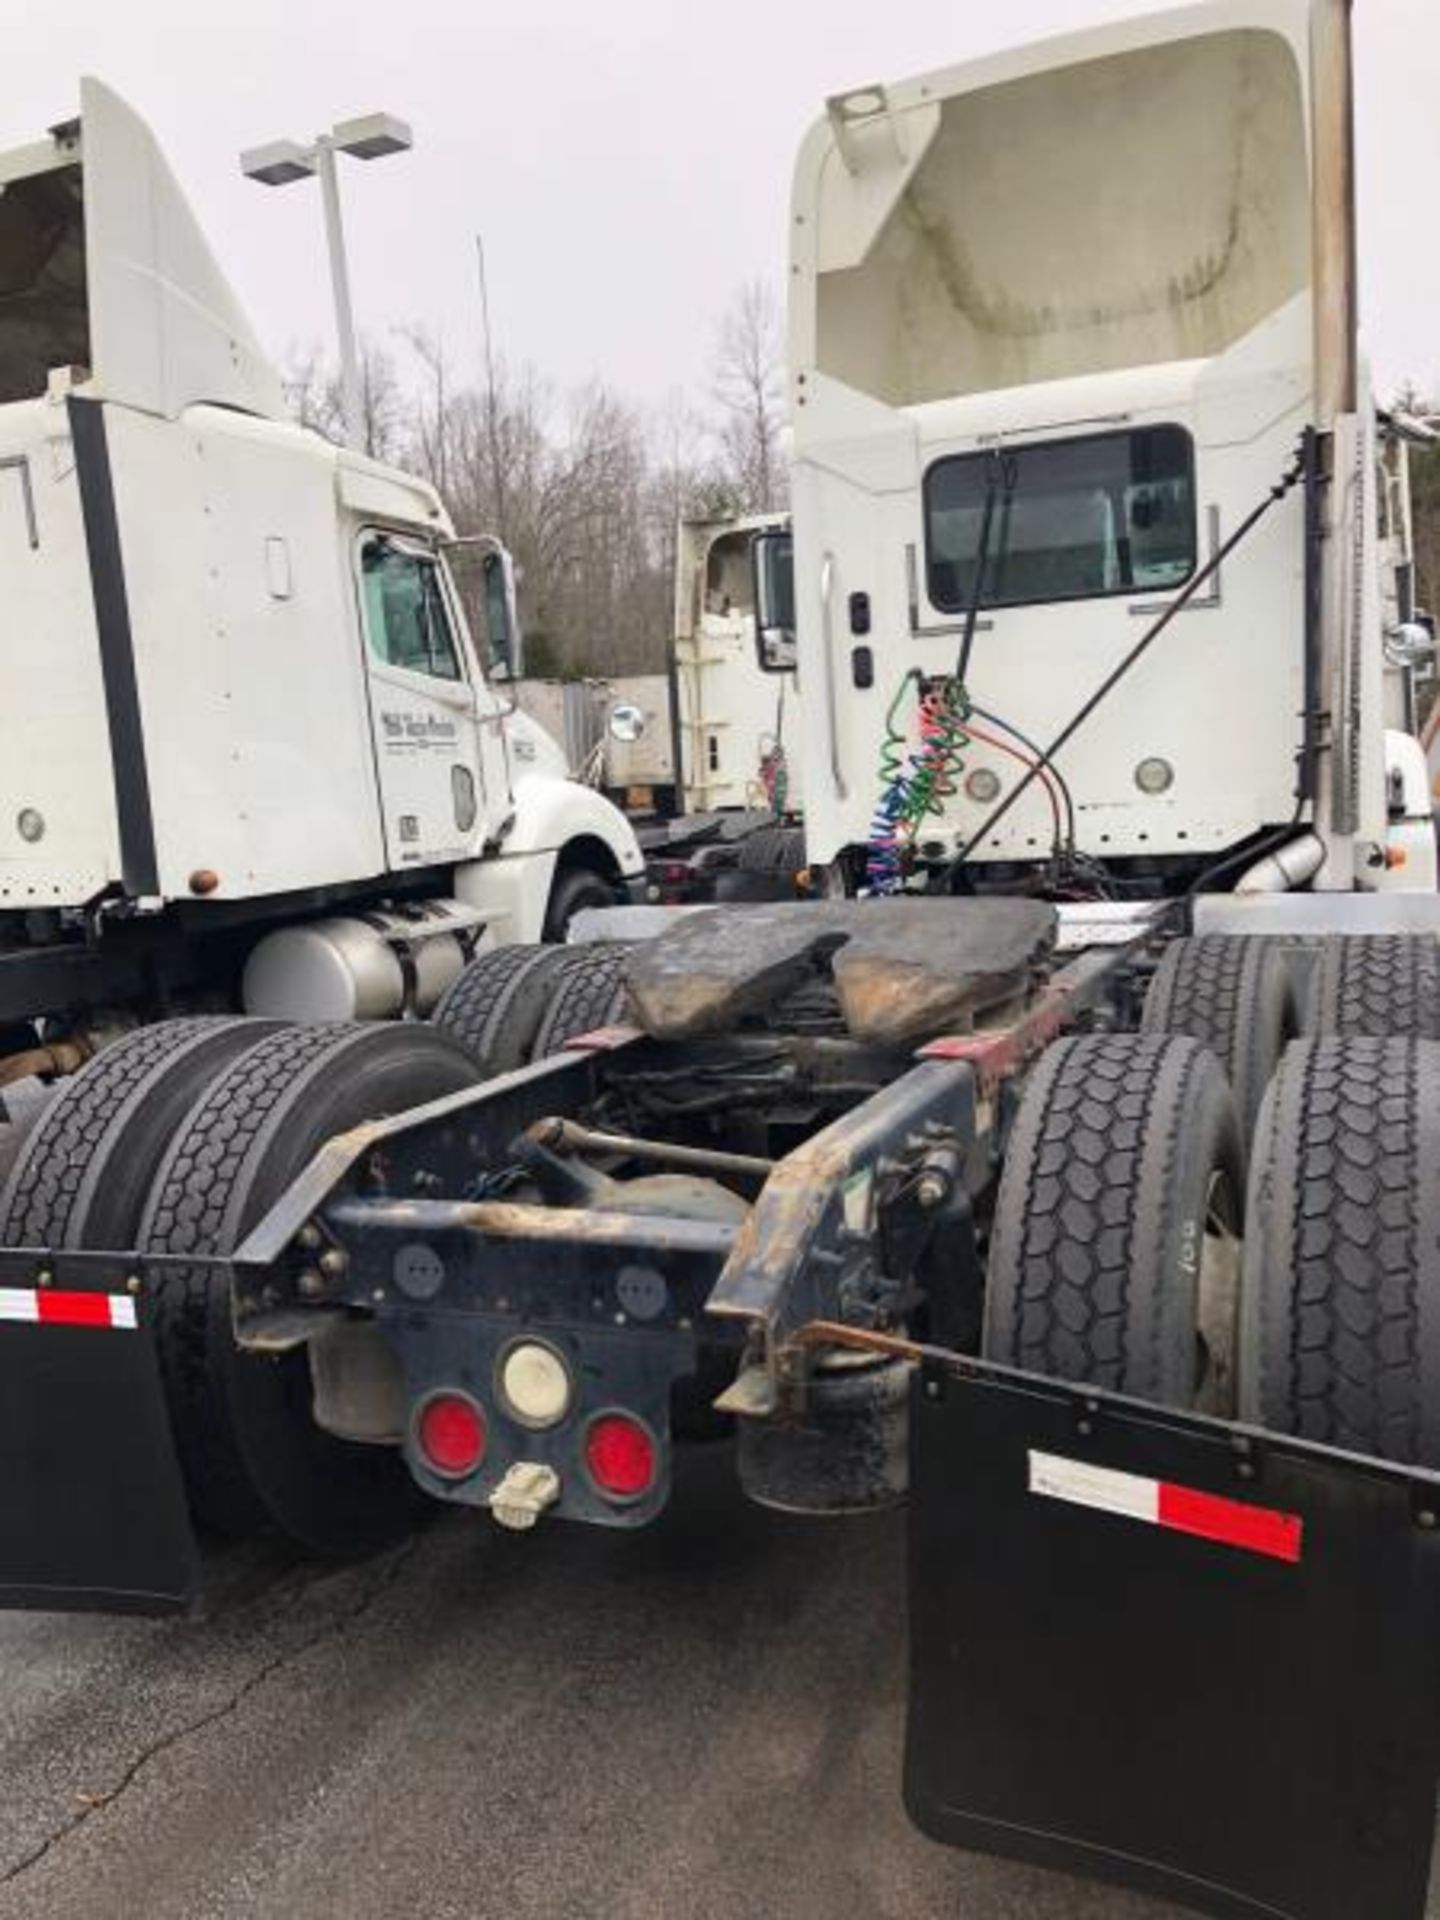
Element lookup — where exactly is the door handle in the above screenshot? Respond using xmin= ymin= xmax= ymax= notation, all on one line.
xmin=820 ymin=552 xmax=849 ymax=800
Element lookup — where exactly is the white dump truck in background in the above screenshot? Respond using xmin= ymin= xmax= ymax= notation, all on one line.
xmin=0 ymin=80 xmax=642 ymax=1093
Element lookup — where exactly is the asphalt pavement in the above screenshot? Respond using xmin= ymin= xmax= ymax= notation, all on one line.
xmin=0 ymin=1442 xmax=1432 ymax=1920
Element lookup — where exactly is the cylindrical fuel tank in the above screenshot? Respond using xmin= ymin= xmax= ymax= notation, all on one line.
xmin=241 ymin=901 xmax=484 ymax=1022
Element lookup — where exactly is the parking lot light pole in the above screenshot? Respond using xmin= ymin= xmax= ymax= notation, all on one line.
xmin=240 ymin=113 xmax=413 ymax=452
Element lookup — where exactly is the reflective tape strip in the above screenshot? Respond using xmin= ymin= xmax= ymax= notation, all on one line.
xmin=1028 ymin=1449 xmax=1303 ymax=1565
xmin=0 ymin=1287 xmax=137 ymax=1331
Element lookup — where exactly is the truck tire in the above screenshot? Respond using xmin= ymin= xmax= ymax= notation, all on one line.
xmin=139 ymin=1024 xmax=481 ymax=1554
xmin=736 ymin=824 xmax=805 ymax=874
xmin=1140 ymin=934 xmax=1297 ymax=1141
xmin=531 ymin=945 xmax=631 ymax=1058
xmin=543 ymin=866 xmax=618 ymax=941
xmin=984 ymin=1034 xmax=1243 ymax=1412
xmin=1240 ymin=1037 xmax=1440 ymax=1465
xmin=431 ymin=944 xmax=572 ymax=1073
xmin=1307 ymin=934 xmax=1440 ymax=1040
xmin=0 ymin=1079 xmax=56 ymax=1194
xmin=0 ymin=1018 xmax=285 ymax=1251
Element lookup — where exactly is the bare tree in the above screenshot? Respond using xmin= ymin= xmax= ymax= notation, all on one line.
xmin=399 ymin=324 xmax=453 ymax=499
xmin=283 ymin=336 xmax=403 ymax=462
xmin=711 ymin=279 xmax=787 ymax=514
xmin=283 ymin=313 xmax=777 ymax=682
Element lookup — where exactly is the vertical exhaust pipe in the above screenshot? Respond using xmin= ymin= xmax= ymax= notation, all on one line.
xmin=1312 ymin=0 xmax=1358 ymax=428
xmin=1310 ymin=0 xmax=1363 ymax=874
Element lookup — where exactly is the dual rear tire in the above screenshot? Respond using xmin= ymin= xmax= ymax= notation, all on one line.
xmin=984 ymin=1034 xmax=1243 ymax=1414
xmin=985 ymin=1019 xmax=1440 ymax=1470
xmin=0 ymin=1019 xmax=481 ymax=1555
xmin=432 ymin=941 xmax=631 ymax=1069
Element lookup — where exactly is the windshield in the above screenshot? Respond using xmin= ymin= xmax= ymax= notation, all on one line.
xmin=925 ymin=426 xmax=1197 ymax=613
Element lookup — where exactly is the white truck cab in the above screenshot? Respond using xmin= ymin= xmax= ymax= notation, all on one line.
xmin=0 ymin=81 xmax=641 ymax=1044
xmin=672 ymin=511 xmax=802 ymax=817
xmin=774 ymin=0 xmax=1436 ymax=901
xmin=605 ymin=512 xmax=806 ymax=907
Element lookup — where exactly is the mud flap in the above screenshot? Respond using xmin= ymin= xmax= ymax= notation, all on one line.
xmin=906 ymin=1361 xmax=1440 ymax=1920
xmin=0 ymin=1256 xmax=197 ymax=1613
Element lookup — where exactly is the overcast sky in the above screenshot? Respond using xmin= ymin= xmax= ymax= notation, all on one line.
xmin=5 ymin=0 xmax=1437 ymax=412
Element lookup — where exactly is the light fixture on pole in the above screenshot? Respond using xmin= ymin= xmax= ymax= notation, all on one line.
xmin=240 ymin=113 xmax=413 ymax=451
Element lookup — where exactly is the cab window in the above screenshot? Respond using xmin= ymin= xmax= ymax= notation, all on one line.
xmin=361 ymin=535 xmax=463 ymax=682
xmin=924 ymin=426 xmax=1197 ymax=612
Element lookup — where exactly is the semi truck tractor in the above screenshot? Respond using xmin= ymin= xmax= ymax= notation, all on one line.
xmin=592 ymin=511 xmax=807 ymax=904
xmin=0 ymin=79 xmax=643 ymax=1095
xmin=3 ymin=8 xmax=1440 ymax=1919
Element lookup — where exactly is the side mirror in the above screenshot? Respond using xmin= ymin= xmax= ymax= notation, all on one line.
xmin=482 ymin=548 xmax=523 ymax=681
xmin=443 ymin=532 xmax=524 ymax=688
xmin=1385 ymin=619 xmax=1437 ymax=669
xmin=752 ymin=529 xmax=796 ymax=673
xmin=609 ymin=702 xmax=646 ymax=744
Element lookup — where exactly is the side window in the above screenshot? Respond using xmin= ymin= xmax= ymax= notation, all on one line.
xmin=361 ymin=535 xmax=463 ymax=682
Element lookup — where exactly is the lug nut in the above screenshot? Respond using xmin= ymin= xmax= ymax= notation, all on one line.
xmin=916 ymin=1171 xmax=950 ymax=1209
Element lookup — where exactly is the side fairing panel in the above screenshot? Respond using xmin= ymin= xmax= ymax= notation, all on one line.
xmin=0 ymin=397 xmax=119 ymax=904
xmin=108 ymin=405 xmax=388 ymax=899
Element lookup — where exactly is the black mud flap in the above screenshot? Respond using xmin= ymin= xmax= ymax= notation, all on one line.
xmin=906 ymin=1361 xmax=1440 ymax=1920
xmin=0 ymin=1255 xmax=198 ymax=1613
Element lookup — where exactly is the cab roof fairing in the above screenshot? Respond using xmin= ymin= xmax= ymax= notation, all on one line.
xmin=0 ymin=77 xmax=287 ymax=422
xmin=786 ymin=0 xmax=1320 ymax=434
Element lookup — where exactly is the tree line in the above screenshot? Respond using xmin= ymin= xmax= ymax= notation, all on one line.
xmin=285 ymin=280 xmax=787 ymax=680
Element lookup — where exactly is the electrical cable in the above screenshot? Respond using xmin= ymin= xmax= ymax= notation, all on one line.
xmin=866 ymin=672 xmax=972 ymax=894
xmin=866 ymin=676 xmax=920 ymax=894
xmin=865 ymin=454 xmax=1019 ymax=894
xmin=960 ymin=719 xmax=1063 ymax=856
xmin=968 ymin=702 xmax=1076 ymax=853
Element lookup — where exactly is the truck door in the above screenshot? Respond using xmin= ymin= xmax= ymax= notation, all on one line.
xmin=357 ymin=531 xmax=506 ymax=869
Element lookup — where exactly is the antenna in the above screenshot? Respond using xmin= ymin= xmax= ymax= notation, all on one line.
xmin=475 ymin=234 xmax=508 ymax=540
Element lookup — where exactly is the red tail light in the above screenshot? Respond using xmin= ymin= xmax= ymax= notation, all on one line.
xmin=584 ymin=1412 xmax=657 ymax=1500
xmin=416 ymin=1391 xmax=487 ymax=1478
